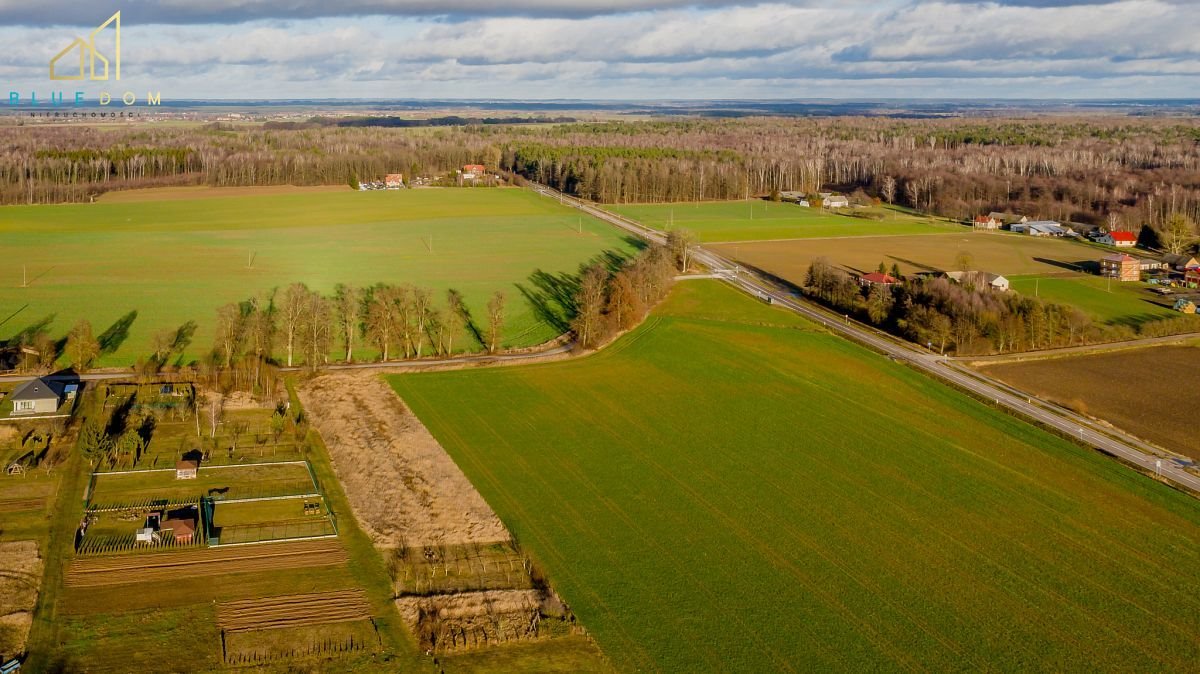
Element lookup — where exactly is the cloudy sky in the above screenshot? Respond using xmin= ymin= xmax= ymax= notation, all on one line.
xmin=1 ymin=0 xmax=1194 ymax=100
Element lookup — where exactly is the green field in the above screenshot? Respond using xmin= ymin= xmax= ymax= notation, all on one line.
xmin=608 ymin=200 xmax=953 ymax=242
xmin=1007 ymin=274 xmax=1177 ymax=326
xmin=0 ymin=187 xmax=637 ymax=365
xmin=389 ymin=281 xmax=1200 ymax=672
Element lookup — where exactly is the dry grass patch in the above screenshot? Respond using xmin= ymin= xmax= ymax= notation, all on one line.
xmin=396 ymin=589 xmax=542 ymax=653
xmin=0 ymin=541 xmax=42 ymax=659
xmin=299 ymin=373 xmax=507 ymax=548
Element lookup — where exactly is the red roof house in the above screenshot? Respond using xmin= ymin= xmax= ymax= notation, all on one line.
xmin=1099 ymin=231 xmax=1137 ymax=247
xmin=860 ymin=272 xmax=899 ymax=287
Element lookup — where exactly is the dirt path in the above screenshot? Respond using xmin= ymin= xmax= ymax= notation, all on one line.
xmin=299 ymin=373 xmax=508 ymax=549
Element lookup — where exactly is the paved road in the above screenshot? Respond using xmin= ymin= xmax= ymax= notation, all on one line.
xmin=536 ymin=184 xmax=1200 ymax=495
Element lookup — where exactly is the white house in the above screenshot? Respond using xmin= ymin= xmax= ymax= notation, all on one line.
xmin=7 ymin=378 xmax=62 ymax=416
xmin=945 ymin=271 xmax=1010 ymax=292
xmin=823 ymin=195 xmax=850 ymax=208
xmin=1097 ymin=231 xmax=1137 ymax=248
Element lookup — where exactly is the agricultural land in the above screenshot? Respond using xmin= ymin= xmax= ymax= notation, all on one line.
xmin=389 ymin=280 xmax=1200 ymax=672
xmin=0 ymin=187 xmax=638 ymax=365
xmin=609 ymin=200 xmax=953 ymax=242
xmin=18 ymin=379 xmax=428 ymax=673
xmin=713 ymin=230 xmax=1180 ymax=328
xmin=977 ymin=342 xmax=1200 ymax=462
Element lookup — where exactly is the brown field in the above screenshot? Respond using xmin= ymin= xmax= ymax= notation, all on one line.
xmin=218 ymin=589 xmax=371 ymax=632
xmin=978 ymin=344 xmax=1200 ymax=461
xmin=0 ymin=497 xmax=44 ymax=512
xmin=713 ymin=230 xmax=1097 ymax=280
xmin=222 ymin=619 xmax=381 ymax=667
xmin=64 ymin=538 xmax=348 ymax=587
xmin=96 ymin=184 xmax=351 ymax=203
xmin=298 ymin=373 xmax=508 ymax=548
xmin=0 ymin=541 xmax=42 ymax=659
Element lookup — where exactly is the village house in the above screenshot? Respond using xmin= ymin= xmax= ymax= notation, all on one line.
xmin=1100 ymin=253 xmax=1141 ymax=282
xmin=1187 ymin=267 xmax=1200 ymax=289
xmin=859 ymin=271 xmax=899 ymax=288
xmin=175 ymin=459 xmax=199 ymax=480
xmin=944 ymin=270 xmax=1010 ymax=292
xmin=384 ymin=173 xmax=404 ymax=189
xmin=823 ymin=195 xmax=850 ymax=209
xmin=462 ymin=164 xmax=486 ymax=179
xmin=1097 ymin=231 xmax=1137 ymax=248
xmin=1161 ymin=253 xmax=1200 ymax=272
xmin=1136 ymin=258 xmax=1168 ymax=273
xmin=7 ymin=377 xmax=62 ymax=416
xmin=972 ymin=215 xmax=1002 ymax=230
xmin=989 ymin=212 xmax=1028 ymax=227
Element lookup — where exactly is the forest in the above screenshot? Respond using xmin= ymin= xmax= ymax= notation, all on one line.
xmin=6 ymin=115 xmax=1200 ymax=235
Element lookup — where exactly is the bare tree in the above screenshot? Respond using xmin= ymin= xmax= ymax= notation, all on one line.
xmin=365 ymin=284 xmax=400 ymax=362
xmin=411 ymin=287 xmax=433 ymax=358
xmin=65 ymin=319 xmax=100 ymax=371
xmin=1160 ymin=213 xmax=1198 ymax=255
xmin=213 ymin=302 xmax=245 ymax=370
xmin=300 ymin=289 xmax=333 ymax=368
xmin=486 ymin=291 xmax=506 ymax=354
xmin=881 ymin=176 xmax=897 ymax=204
xmin=666 ymin=228 xmax=697 ymax=273
xmin=280 ymin=283 xmax=309 ymax=368
xmin=333 ymin=284 xmax=362 ymax=362
xmin=572 ymin=264 xmax=609 ymax=349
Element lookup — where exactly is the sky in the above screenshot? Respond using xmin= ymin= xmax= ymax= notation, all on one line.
xmin=0 ymin=0 xmax=1196 ymax=100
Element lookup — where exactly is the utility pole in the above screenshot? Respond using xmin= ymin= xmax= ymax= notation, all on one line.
xmin=21 ymin=265 xmax=27 ymax=288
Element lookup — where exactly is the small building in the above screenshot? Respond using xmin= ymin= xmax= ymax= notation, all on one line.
xmin=1135 ymin=258 xmax=1168 ymax=273
xmin=990 ymin=212 xmax=1028 ymax=226
xmin=7 ymin=377 xmax=62 ymax=416
xmin=823 ymin=195 xmax=850 ymax=209
xmin=135 ymin=527 xmax=158 ymax=544
xmin=384 ymin=174 xmax=404 ymax=189
xmin=1161 ymin=253 xmax=1200 ymax=272
xmin=163 ymin=507 xmax=198 ymax=544
xmin=1097 ymin=231 xmax=1137 ymax=248
xmin=1175 ymin=298 xmax=1197 ymax=314
xmin=859 ymin=271 xmax=899 ymax=288
xmin=1100 ymin=253 xmax=1140 ymax=282
xmin=945 ymin=270 xmax=1010 ymax=292
xmin=462 ymin=164 xmax=486 ymax=179
xmin=1025 ymin=221 xmax=1069 ymax=237
xmin=1187 ymin=268 xmax=1200 ymax=289
xmin=175 ymin=459 xmax=199 ymax=480
xmin=973 ymin=215 xmax=1002 ymax=230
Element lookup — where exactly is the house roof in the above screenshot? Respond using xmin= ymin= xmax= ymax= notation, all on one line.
xmin=1102 ymin=253 xmax=1137 ymax=263
xmin=1107 ymin=231 xmax=1137 ymax=242
xmin=164 ymin=517 xmax=196 ymax=536
xmin=175 ymin=459 xmax=199 ymax=471
xmin=10 ymin=378 xmax=63 ymax=402
xmin=1162 ymin=253 xmax=1199 ymax=267
xmin=862 ymin=272 xmax=898 ymax=284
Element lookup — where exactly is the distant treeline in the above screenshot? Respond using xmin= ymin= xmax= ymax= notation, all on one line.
xmin=802 ymin=258 xmax=1200 ymax=356
xmin=7 ymin=116 xmax=1200 ymax=238
xmin=263 ymin=115 xmax=576 ymax=130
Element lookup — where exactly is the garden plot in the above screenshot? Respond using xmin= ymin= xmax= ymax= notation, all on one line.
xmin=0 ymin=541 xmax=42 ymax=661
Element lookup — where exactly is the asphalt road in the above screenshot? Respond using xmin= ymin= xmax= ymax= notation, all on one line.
xmin=539 ymin=184 xmax=1200 ymax=495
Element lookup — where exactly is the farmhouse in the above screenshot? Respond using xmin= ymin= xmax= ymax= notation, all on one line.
xmin=973 ymin=215 xmax=1002 ymax=230
xmin=384 ymin=174 xmax=404 ymax=189
xmin=989 ymin=212 xmax=1028 ymax=226
xmin=7 ymin=377 xmax=62 ymax=416
xmin=462 ymin=164 xmax=486 ymax=179
xmin=945 ymin=270 xmax=1010 ymax=292
xmin=175 ymin=459 xmax=199 ymax=480
xmin=823 ymin=195 xmax=850 ymax=209
xmin=1100 ymin=254 xmax=1140 ymax=282
xmin=1161 ymin=253 xmax=1200 ymax=271
xmin=1097 ymin=231 xmax=1137 ymax=248
xmin=859 ymin=271 xmax=899 ymax=287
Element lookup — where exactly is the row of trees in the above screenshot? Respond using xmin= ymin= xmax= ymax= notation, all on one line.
xmin=804 ymin=258 xmax=1199 ymax=355
xmin=570 ymin=244 xmax=677 ymax=349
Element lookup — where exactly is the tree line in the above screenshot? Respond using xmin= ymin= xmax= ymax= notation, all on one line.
xmin=803 ymin=258 xmax=1200 ymax=356
xmin=9 ymin=115 xmax=1200 ymax=254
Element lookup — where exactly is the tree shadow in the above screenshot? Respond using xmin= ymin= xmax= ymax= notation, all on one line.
xmin=518 ymin=270 xmax=582 ymax=333
xmin=0 ymin=313 xmax=58 ymax=369
xmin=1033 ymin=257 xmax=1092 ymax=273
xmin=98 ymin=310 xmax=138 ymax=356
xmin=885 ymin=256 xmax=939 ymax=273
xmin=448 ymin=289 xmax=485 ymax=350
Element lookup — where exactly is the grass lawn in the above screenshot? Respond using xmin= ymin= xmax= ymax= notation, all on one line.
xmin=609 ymin=200 xmax=954 ymax=242
xmin=88 ymin=462 xmax=315 ymax=508
xmin=0 ymin=187 xmax=638 ymax=365
xmin=1007 ymin=274 xmax=1178 ymax=326
xmin=388 ymin=280 xmax=1200 ymax=672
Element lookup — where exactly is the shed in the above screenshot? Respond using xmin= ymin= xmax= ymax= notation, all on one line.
xmin=8 ymin=378 xmax=62 ymax=416
xmin=163 ymin=506 xmax=198 ymax=544
xmin=175 ymin=459 xmax=199 ymax=480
